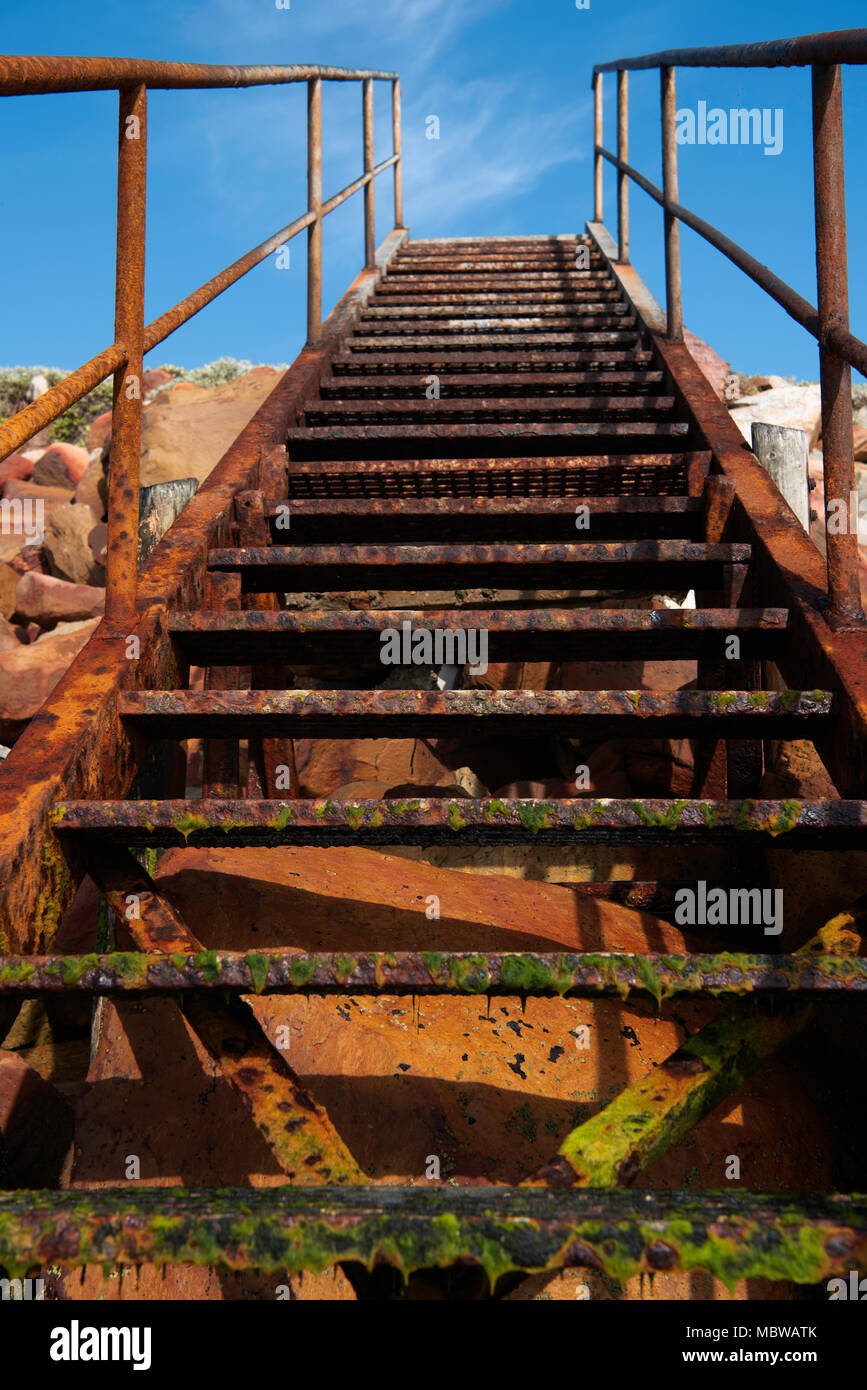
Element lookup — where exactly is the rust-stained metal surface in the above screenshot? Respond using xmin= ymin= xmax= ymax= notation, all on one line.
xmin=211 ymin=539 xmax=744 ymax=592
xmin=49 ymin=797 xmax=867 ymax=848
xmin=105 ymin=81 xmax=147 ymax=623
xmin=593 ymin=27 xmax=867 ymax=72
xmin=532 ymin=916 xmax=862 ymax=1188
xmin=168 ymin=606 xmax=788 ymax=665
xmin=1 ymin=1187 xmax=863 ymax=1284
xmin=90 ymin=845 xmax=366 ymax=1184
xmin=1 ymin=947 xmax=864 ymax=1000
xmin=0 ymin=56 xmax=398 ymax=95
xmin=111 ymin=687 xmax=833 ymax=742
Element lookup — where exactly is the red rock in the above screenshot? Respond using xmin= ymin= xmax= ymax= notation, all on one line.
xmin=142 ymin=368 xmax=174 ymax=394
xmin=0 ymin=615 xmax=20 ymax=653
xmin=8 ymin=545 xmax=48 ymax=576
xmin=32 ymin=441 xmax=89 ymax=487
xmin=14 ymin=570 xmax=105 ymax=627
xmin=294 ymin=736 xmax=457 ymax=798
xmin=0 ymin=617 xmax=100 ymax=742
xmin=85 ymin=409 xmax=112 ymax=452
xmin=0 ymin=1049 xmax=74 ymax=1186
xmin=74 ymin=456 xmax=107 ymax=517
xmin=0 ymin=453 xmax=35 ymax=487
xmin=684 ymin=327 xmax=732 ymax=402
xmin=88 ymin=522 xmax=107 ymax=567
xmin=0 ymin=563 xmax=18 ymax=619
xmin=43 ymin=503 xmax=104 ymax=585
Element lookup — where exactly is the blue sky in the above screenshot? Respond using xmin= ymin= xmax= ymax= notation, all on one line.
xmin=1 ymin=0 xmax=866 ymax=381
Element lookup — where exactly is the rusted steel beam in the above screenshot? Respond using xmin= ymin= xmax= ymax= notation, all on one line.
xmin=272 ymin=497 xmax=702 ymax=543
xmin=363 ymin=303 xmax=628 ymax=320
xmin=284 ymin=452 xmax=703 ymax=496
xmin=392 ymin=77 xmax=404 ymax=228
xmin=303 ymin=396 xmax=676 ymax=424
xmin=587 ymin=221 xmax=867 ymax=793
xmin=617 ymin=70 xmax=629 ymax=262
xmin=2 ymin=947 xmax=865 ymax=1001
xmin=0 ymin=57 xmax=398 ymax=95
xmin=363 ymin=78 xmax=375 ymax=267
xmin=593 ymin=29 xmax=867 ymax=73
xmin=202 ymin=572 xmax=242 ymax=798
xmin=210 ymin=538 xmax=744 ymax=591
xmin=89 ymin=845 xmax=365 ymax=1185
xmin=532 ymin=915 xmax=862 ymax=1188
xmin=168 ymin=607 xmax=787 ymax=666
xmin=321 ymin=370 xmax=664 ymax=396
xmin=351 ymin=326 xmax=638 ymax=347
xmin=49 ymin=797 xmax=867 ymax=849
xmin=332 ymin=349 xmax=654 ymax=371
xmin=812 ymin=63 xmax=865 ymax=626
xmin=660 ymin=66 xmax=683 ymax=341
xmin=261 ymin=494 xmax=700 ymax=542
xmin=113 ymin=688 xmax=830 ymax=743
xmin=370 ymin=290 xmax=624 ymax=305
xmin=0 ymin=1186 xmax=863 ymax=1284
xmin=105 ymin=82 xmax=147 ymax=624
xmin=285 ymin=424 xmax=688 ymax=461
xmin=0 ymin=345 xmax=125 ymax=464
xmin=307 ymin=76 xmax=323 ymax=344
xmin=235 ymin=489 xmax=297 ymax=800
xmin=0 ymin=610 xmax=181 ymax=952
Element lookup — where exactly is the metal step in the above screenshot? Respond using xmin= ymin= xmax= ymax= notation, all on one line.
xmin=208 ymin=538 xmax=747 ymax=591
xmin=168 ymin=606 xmax=789 ymax=666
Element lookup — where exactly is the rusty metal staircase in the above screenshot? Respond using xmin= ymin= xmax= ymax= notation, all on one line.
xmin=2 ymin=43 xmax=867 ymax=1299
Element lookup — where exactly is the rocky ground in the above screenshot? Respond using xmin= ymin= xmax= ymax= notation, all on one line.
xmin=0 ymin=360 xmax=283 ymax=748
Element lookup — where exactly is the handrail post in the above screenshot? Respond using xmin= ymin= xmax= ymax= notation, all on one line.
xmin=593 ymin=71 xmax=603 ymax=222
xmin=363 ymin=77 xmax=375 ymax=267
xmin=106 ymin=81 xmax=147 ymax=624
xmin=392 ymin=77 xmax=404 ymax=229
xmin=660 ymin=65 xmax=683 ymax=341
xmin=307 ymin=76 xmax=323 ymax=345
xmin=617 ymin=69 xmax=629 ymax=262
xmin=812 ymin=62 xmax=864 ymax=628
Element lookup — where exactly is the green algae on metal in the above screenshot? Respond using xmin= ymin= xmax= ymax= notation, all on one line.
xmin=537 ymin=916 xmax=860 ymax=1194
xmin=631 ymin=799 xmax=687 ymax=830
xmin=60 ymin=953 xmax=100 ymax=986
xmin=517 ymin=802 xmax=556 ymax=835
xmin=0 ymin=1188 xmax=863 ymax=1287
xmin=289 ymin=957 xmax=316 ymax=988
xmin=173 ymin=811 xmax=210 ymax=842
xmin=193 ymin=949 xmax=222 ymax=983
xmin=244 ymin=953 xmax=269 ymax=995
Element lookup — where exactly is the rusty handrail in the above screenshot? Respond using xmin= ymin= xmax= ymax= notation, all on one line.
xmin=0 ymin=57 xmax=398 ymax=94
xmin=592 ymin=28 xmax=867 ymax=72
xmin=0 ymin=55 xmax=406 ymax=622
xmin=592 ymin=30 xmax=867 ymax=630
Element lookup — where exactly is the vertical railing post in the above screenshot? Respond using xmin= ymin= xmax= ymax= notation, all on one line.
xmin=363 ymin=78 xmax=375 ymax=267
xmin=106 ymin=81 xmax=147 ymax=624
xmin=660 ymin=65 xmax=683 ymax=341
xmin=593 ymin=71 xmax=603 ymax=222
xmin=392 ymin=76 xmax=404 ymax=230
xmin=307 ymin=76 xmax=323 ymax=345
xmin=812 ymin=62 xmax=864 ymax=628
xmin=617 ymin=69 xmax=629 ymax=263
